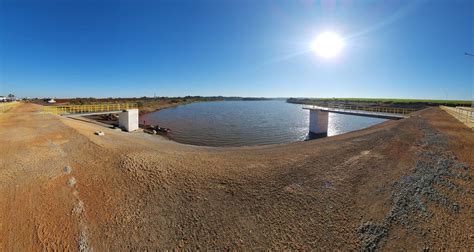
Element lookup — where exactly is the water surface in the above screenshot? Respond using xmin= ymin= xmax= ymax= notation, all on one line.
xmin=141 ymin=100 xmax=386 ymax=147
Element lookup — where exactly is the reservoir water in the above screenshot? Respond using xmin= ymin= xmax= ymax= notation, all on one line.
xmin=141 ymin=100 xmax=387 ymax=147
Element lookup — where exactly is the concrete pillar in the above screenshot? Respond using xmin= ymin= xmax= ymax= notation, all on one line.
xmin=309 ymin=109 xmax=329 ymax=136
xmin=119 ymin=109 xmax=139 ymax=132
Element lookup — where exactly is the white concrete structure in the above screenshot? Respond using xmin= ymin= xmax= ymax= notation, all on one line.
xmin=119 ymin=109 xmax=139 ymax=132
xmin=48 ymin=99 xmax=56 ymax=103
xmin=309 ymin=109 xmax=329 ymax=135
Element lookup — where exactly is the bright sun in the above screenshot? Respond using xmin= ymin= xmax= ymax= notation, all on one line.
xmin=311 ymin=31 xmax=344 ymax=59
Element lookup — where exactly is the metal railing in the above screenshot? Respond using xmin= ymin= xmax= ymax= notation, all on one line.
xmin=43 ymin=103 xmax=138 ymax=115
xmin=303 ymin=103 xmax=417 ymax=116
xmin=440 ymin=106 xmax=474 ymax=129
xmin=0 ymin=101 xmax=19 ymax=113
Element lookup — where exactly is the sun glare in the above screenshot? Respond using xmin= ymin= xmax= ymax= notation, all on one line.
xmin=311 ymin=31 xmax=344 ymax=59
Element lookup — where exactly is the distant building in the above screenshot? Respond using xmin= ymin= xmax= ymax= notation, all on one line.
xmin=47 ymin=98 xmax=56 ymax=103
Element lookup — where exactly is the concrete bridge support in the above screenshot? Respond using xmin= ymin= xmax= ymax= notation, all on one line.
xmin=119 ymin=109 xmax=139 ymax=132
xmin=309 ymin=109 xmax=329 ymax=136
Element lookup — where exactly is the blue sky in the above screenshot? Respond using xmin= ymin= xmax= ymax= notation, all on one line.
xmin=0 ymin=0 xmax=472 ymax=99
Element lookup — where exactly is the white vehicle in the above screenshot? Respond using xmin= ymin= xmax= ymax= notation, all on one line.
xmin=0 ymin=96 xmax=7 ymax=102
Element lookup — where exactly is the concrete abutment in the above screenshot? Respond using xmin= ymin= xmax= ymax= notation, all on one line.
xmin=119 ymin=109 xmax=139 ymax=132
xmin=309 ymin=109 xmax=329 ymax=136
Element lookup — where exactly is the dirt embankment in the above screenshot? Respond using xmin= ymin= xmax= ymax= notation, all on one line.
xmin=137 ymin=99 xmax=201 ymax=115
xmin=0 ymin=103 xmax=472 ymax=250
xmin=39 ymin=97 xmax=223 ymax=115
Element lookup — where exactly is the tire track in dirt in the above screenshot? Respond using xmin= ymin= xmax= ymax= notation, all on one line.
xmin=64 ymin=166 xmax=92 ymax=252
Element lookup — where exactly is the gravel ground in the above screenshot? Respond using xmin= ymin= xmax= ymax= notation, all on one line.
xmin=357 ymin=119 xmax=471 ymax=251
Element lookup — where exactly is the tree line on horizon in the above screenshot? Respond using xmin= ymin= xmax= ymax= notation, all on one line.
xmin=286 ymin=97 xmax=472 ymax=107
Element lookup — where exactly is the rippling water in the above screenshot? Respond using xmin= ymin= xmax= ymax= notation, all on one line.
xmin=140 ymin=100 xmax=387 ymax=147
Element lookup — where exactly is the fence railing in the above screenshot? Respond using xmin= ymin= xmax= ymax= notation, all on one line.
xmin=303 ymin=104 xmax=417 ymax=116
xmin=43 ymin=103 xmax=138 ymax=115
xmin=0 ymin=101 xmax=19 ymax=113
xmin=440 ymin=106 xmax=474 ymax=129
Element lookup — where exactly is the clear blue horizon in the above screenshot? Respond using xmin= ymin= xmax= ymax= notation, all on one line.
xmin=0 ymin=0 xmax=473 ymax=99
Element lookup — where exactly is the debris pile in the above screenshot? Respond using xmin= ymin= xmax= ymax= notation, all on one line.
xmin=95 ymin=131 xmax=105 ymax=136
xmin=140 ymin=124 xmax=171 ymax=135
